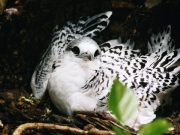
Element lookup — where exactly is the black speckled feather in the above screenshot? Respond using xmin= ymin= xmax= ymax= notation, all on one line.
xmin=31 ymin=11 xmax=180 ymax=130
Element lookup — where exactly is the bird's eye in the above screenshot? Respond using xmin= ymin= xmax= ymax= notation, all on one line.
xmin=71 ymin=46 xmax=80 ymax=56
xmin=94 ymin=50 xmax=100 ymax=57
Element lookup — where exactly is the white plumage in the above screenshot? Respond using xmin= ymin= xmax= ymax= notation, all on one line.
xmin=48 ymin=37 xmax=101 ymax=116
xmin=31 ymin=11 xmax=180 ymax=130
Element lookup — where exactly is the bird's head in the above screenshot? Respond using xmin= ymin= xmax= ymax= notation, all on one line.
xmin=66 ymin=37 xmax=101 ymax=62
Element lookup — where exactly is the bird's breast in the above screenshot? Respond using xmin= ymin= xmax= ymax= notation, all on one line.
xmin=47 ymin=61 xmax=98 ymax=116
xmin=48 ymin=62 xmax=87 ymax=93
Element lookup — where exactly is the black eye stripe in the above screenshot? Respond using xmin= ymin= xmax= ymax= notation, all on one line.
xmin=71 ymin=46 xmax=80 ymax=56
xmin=94 ymin=50 xmax=100 ymax=57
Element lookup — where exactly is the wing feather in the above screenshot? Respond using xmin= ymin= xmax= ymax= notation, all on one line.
xmin=84 ymin=25 xmax=180 ymax=115
xmin=31 ymin=11 xmax=112 ymax=99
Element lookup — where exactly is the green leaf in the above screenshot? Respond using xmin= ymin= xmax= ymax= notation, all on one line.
xmin=108 ymin=78 xmax=139 ymax=125
xmin=138 ymin=118 xmax=172 ymax=135
xmin=112 ymin=126 xmax=130 ymax=135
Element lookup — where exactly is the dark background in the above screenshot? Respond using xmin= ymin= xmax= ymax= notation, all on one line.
xmin=0 ymin=0 xmax=180 ymax=134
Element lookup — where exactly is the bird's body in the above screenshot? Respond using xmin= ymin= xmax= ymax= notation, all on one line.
xmin=31 ymin=11 xmax=180 ymax=130
xmin=48 ymin=37 xmax=100 ymax=116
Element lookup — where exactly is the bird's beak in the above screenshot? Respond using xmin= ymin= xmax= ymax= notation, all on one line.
xmin=80 ymin=51 xmax=93 ymax=61
xmin=83 ymin=54 xmax=92 ymax=61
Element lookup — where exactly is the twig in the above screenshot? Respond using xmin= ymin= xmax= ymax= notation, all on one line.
xmin=90 ymin=117 xmax=111 ymax=130
xmin=139 ymin=94 xmax=147 ymax=111
xmin=12 ymin=123 xmax=115 ymax=135
xmin=11 ymin=107 xmax=33 ymax=120
xmin=132 ymin=94 xmax=147 ymax=128
xmin=110 ymin=121 xmax=136 ymax=135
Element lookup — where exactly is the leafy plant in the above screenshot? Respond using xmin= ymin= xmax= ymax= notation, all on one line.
xmin=108 ymin=78 xmax=138 ymax=125
xmin=139 ymin=118 xmax=172 ymax=135
xmin=108 ymin=78 xmax=172 ymax=135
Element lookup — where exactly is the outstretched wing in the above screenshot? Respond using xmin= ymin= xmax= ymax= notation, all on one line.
xmin=31 ymin=11 xmax=112 ymax=99
xmin=84 ymin=25 xmax=180 ymax=111
xmin=125 ymin=34 xmax=180 ymax=130
xmin=82 ymin=25 xmax=180 ymax=130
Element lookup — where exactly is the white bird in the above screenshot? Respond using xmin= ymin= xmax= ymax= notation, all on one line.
xmin=31 ymin=11 xmax=180 ymax=130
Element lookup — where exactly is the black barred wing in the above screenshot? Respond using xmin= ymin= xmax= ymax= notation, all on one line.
xmin=85 ymin=25 xmax=180 ymax=112
xmin=100 ymin=38 xmax=140 ymax=60
xmin=130 ymin=67 xmax=179 ymax=109
xmin=82 ymin=39 xmax=142 ymax=110
xmin=31 ymin=11 xmax=112 ymax=99
xmin=148 ymin=25 xmax=174 ymax=54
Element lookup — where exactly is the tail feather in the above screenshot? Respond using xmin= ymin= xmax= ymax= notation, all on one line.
xmin=152 ymin=49 xmax=180 ymax=66
xmin=148 ymin=25 xmax=174 ymax=54
xmin=145 ymin=25 xmax=180 ymax=74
